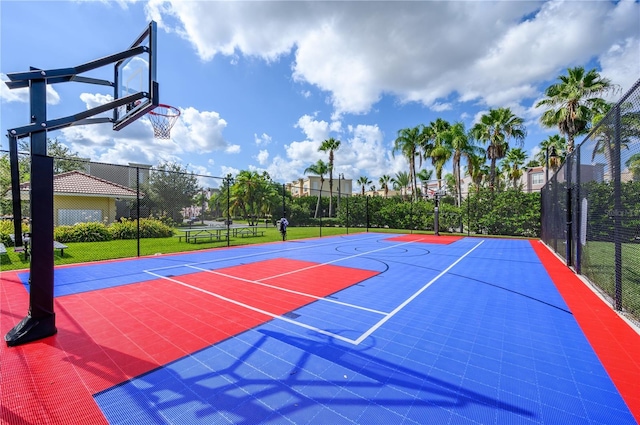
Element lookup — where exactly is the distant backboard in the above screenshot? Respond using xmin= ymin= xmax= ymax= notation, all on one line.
xmin=113 ymin=21 xmax=158 ymax=131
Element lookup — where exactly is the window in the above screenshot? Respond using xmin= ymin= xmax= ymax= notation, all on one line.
xmin=58 ymin=209 xmax=102 ymax=226
xmin=532 ymin=172 xmax=544 ymax=185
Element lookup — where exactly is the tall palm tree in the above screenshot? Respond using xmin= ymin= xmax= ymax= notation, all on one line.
xmin=318 ymin=137 xmax=341 ymax=217
xmin=423 ymin=118 xmax=451 ymax=191
xmin=445 ymin=121 xmax=477 ymax=207
xmin=471 ymin=107 xmax=526 ymax=190
xmin=535 ymin=135 xmax=566 ymax=174
xmin=393 ymin=126 xmax=423 ymax=202
xmin=465 ymin=151 xmax=487 ymax=193
xmin=304 ymin=159 xmax=328 ymax=218
xmin=391 ymin=171 xmax=410 ymax=200
xmin=357 ymin=176 xmax=371 ymax=196
xmin=503 ymin=148 xmax=528 ymax=188
xmin=626 ymin=153 xmax=640 ymax=181
xmin=378 ymin=175 xmax=391 ymax=198
xmin=536 ymin=66 xmax=615 ymax=153
xmin=416 ymin=168 xmax=433 ymax=199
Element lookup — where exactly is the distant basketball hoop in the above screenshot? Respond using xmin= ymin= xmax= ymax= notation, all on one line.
xmin=148 ymin=104 xmax=180 ymax=139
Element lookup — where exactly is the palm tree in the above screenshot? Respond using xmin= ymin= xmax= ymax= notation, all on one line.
xmin=393 ymin=126 xmax=423 ymax=202
xmin=391 ymin=171 xmax=410 ymax=200
xmin=416 ymin=168 xmax=433 ymax=199
xmin=471 ymin=107 xmax=526 ymax=190
xmin=423 ymin=118 xmax=451 ymax=191
xmin=357 ymin=176 xmax=371 ymax=196
xmin=503 ymin=148 xmax=528 ymax=188
xmin=378 ymin=175 xmax=391 ymax=198
xmin=465 ymin=151 xmax=487 ymax=193
xmin=626 ymin=153 xmax=640 ymax=181
xmin=534 ymin=134 xmax=566 ymax=176
xmin=318 ymin=137 xmax=341 ymax=217
xmin=445 ymin=121 xmax=477 ymax=206
xmin=304 ymin=159 xmax=328 ymax=218
xmin=536 ymin=66 xmax=615 ymax=153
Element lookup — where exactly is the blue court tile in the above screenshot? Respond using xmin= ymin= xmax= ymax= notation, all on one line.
xmin=499 ymin=377 xmax=540 ymax=401
xmin=463 ymin=364 xmax=501 ymax=388
xmin=356 ymin=403 xmax=415 ymax=424
xmin=582 ymin=399 xmax=637 ymax=425
xmin=402 ymin=403 xmax=454 ymax=424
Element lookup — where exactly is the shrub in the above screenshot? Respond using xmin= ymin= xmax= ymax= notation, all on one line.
xmin=54 ymin=222 xmax=112 ymax=243
xmin=109 ymin=218 xmax=173 ymax=239
xmin=0 ymin=220 xmax=29 ymax=246
xmin=109 ymin=219 xmax=138 ymax=240
xmin=138 ymin=218 xmax=173 ymax=238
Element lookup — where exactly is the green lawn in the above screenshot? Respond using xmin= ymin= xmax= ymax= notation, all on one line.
xmin=581 ymin=240 xmax=640 ymax=318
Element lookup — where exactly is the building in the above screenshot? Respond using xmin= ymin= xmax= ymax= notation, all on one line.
xmin=18 ymin=171 xmax=140 ymax=226
xmin=287 ymin=176 xmax=353 ymax=198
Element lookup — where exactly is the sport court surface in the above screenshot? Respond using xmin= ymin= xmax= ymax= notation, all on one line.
xmin=1 ymin=233 xmax=639 ymax=424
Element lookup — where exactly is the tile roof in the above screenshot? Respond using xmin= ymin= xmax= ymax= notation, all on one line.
xmin=20 ymin=171 xmax=141 ymax=198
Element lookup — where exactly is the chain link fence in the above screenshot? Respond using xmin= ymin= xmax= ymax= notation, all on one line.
xmin=2 ymin=153 xmax=540 ymax=270
xmin=541 ymin=78 xmax=640 ymax=324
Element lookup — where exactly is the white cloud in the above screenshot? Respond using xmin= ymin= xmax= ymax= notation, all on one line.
xmin=256 ymin=149 xmax=269 ymax=165
xmin=146 ymin=0 xmax=639 ymax=117
xmin=55 ymin=92 xmax=231 ymax=167
xmin=225 ymin=144 xmax=241 ymax=154
xmin=254 ymin=132 xmax=272 ymax=146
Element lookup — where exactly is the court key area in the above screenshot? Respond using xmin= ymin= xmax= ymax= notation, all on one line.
xmin=1 ymin=233 xmax=639 ymax=424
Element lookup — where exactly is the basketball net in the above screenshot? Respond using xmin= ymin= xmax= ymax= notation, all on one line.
xmin=148 ymin=104 xmax=180 ymax=139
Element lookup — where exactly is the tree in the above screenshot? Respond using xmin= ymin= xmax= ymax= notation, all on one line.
xmin=465 ymin=151 xmax=487 ymax=193
xmin=391 ymin=171 xmax=410 ymax=200
xmin=233 ymin=170 xmax=278 ymax=225
xmin=503 ymin=148 xmax=528 ymax=189
xmin=318 ymin=137 xmax=341 ymax=217
xmin=357 ymin=176 xmax=372 ymax=196
xmin=471 ymin=108 xmax=526 ymax=190
xmin=445 ymin=121 xmax=476 ymax=207
xmin=536 ymin=66 xmax=615 ymax=153
xmin=423 ymin=118 xmax=452 ymax=190
xmin=393 ymin=126 xmax=423 ymax=202
xmin=304 ymin=159 xmax=328 ymax=218
xmin=626 ymin=153 xmax=640 ymax=181
xmin=378 ymin=175 xmax=391 ymax=198
xmin=143 ymin=162 xmax=199 ymax=224
xmin=535 ymin=135 xmax=566 ymax=174
xmin=416 ymin=168 xmax=433 ymax=199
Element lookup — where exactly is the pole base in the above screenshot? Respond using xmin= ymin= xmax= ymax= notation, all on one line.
xmin=5 ymin=314 xmax=57 ymax=347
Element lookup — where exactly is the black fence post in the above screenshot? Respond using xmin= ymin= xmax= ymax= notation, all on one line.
xmin=614 ymin=104 xmax=623 ymax=311
xmin=136 ymin=167 xmax=141 ymax=257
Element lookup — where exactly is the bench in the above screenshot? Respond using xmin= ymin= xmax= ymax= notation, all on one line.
xmin=54 ymin=241 xmax=68 ymax=256
xmin=189 ymin=234 xmax=222 ymax=243
xmin=0 ymin=243 xmax=6 ymax=255
xmin=237 ymin=229 xmax=266 ymax=238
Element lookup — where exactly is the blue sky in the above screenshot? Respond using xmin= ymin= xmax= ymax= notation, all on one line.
xmin=1 ymin=0 xmax=638 ymax=190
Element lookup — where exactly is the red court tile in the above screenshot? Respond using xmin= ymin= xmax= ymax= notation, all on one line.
xmin=1 ymin=258 xmax=377 ymax=425
xmin=386 ymin=234 xmax=463 ymax=244
xmin=532 ymin=240 xmax=640 ymax=424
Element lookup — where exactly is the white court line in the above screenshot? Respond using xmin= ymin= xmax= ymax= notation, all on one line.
xmin=184 ymin=237 xmax=430 ymax=316
xmin=144 ymin=270 xmax=359 ymax=345
xmin=187 ymin=265 xmax=388 ymax=315
xmin=144 ymin=237 xmax=483 ymax=346
xmin=353 ymin=239 xmax=484 ymax=345
xmin=145 ymin=233 xmax=385 ymax=273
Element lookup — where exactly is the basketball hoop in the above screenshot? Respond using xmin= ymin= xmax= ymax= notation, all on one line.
xmin=148 ymin=104 xmax=180 ymax=139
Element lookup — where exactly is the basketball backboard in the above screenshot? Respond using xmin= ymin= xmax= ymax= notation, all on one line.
xmin=113 ymin=21 xmax=158 ymax=131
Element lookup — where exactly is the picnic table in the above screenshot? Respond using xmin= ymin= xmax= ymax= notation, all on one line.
xmin=175 ymin=227 xmax=228 ymax=243
xmin=175 ymin=224 xmax=265 ymax=243
xmin=9 ymin=234 xmax=68 ymax=259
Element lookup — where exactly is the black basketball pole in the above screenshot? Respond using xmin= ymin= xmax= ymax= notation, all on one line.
xmin=6 ymin=76 xmax=57 ymax=346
